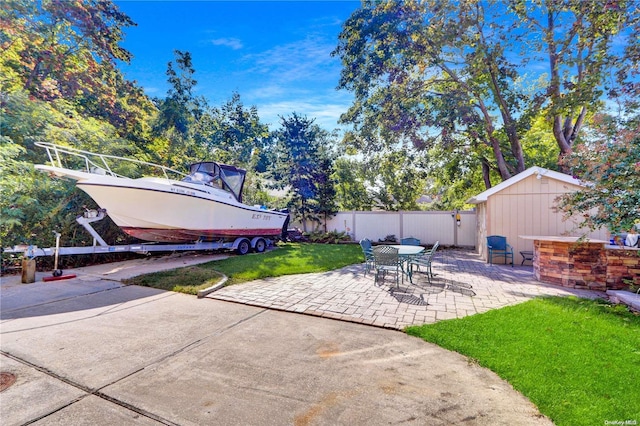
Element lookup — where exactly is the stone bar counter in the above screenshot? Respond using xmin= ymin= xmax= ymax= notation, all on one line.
xmin=519 ymin=236 xmax=640 ymax=291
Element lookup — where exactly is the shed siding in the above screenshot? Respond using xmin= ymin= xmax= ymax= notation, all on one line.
xmin=482 ymin=174 xmax=609 ymax=263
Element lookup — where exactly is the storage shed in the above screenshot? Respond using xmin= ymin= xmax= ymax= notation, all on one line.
xmin=467 ymin=166 xmax=609 ymax=264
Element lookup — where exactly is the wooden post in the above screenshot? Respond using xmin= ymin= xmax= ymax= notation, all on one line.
xmin=21 ymin=258 xmax=36 ymax=284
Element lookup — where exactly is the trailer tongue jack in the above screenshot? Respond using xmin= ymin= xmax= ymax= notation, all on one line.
xmin=43 ymin=232 xmax=77 ymax=282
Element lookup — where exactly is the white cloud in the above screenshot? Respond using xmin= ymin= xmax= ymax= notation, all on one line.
xmin=246 ymin=85 xmax=287 ymax=99
xmin=256 ymin=92 xmax=353 ymax=131
xmin=142 ymin=86 xmax=161 ymax=94
xmin=244 ymin=36 xmax=340 ymax=83
xmin=210 ymin=38 xmax=243 ymax=50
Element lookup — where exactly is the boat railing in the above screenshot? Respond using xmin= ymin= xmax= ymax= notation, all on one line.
xmin=35 ymin=142 xmax=187 ymax=180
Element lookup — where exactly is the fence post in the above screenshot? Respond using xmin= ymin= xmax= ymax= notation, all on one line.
xmin=352 ymin=211 xmax=356 ymax=241
xmin=453 ymin=210 xmax=458 ymax=247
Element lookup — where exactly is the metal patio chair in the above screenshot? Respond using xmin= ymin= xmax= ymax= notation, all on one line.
xmin=401 ymin=237 xmax=421 ymax=246
xmin=372 ymin=245 xmax=402 ymax=288
xmin=359 ymin=238 xmax=375 ymax=275
xmin=408 ymin=240 xmax=439 ymax=283
xmin=487 ymin=235 xmax=514 ymax=267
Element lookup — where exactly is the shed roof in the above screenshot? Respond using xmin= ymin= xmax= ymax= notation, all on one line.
xmin=467 ymin=166 xmax=582 ymax=204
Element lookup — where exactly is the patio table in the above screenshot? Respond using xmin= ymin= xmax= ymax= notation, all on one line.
xmin=389 ymin=245 xmax=425 ymax=280
xmin=390 ymin=245 xmax=425 ymax=257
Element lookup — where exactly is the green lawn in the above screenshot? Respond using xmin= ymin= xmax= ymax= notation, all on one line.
xmin=123 ymin=242 xmax=363 ymax=294
xmin=405 ymin=296 xmax=640 ymax=426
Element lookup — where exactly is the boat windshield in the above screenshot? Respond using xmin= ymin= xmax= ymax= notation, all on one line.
xmin=184 ymin=162 xmax=246 ymax=202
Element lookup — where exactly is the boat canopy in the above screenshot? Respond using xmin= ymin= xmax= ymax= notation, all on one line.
xmin=184 ymin=162 xmax=246 ymax=202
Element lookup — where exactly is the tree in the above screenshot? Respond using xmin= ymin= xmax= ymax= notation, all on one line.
xmin=201 ymin=92 xmax=270 ymax=169
xmin=333 ymin=0 xmax=638 ymax=187
xmin=0 ymin=92 xmax=143 ymax=247
xmin=152 ymin=50 xmax=208 ymax=168
xmin=333 ymin=158 xmax=372 ymax=211
xmin=422 ymin=142 xmax=486 ymax=210
xmin=333 ymin=0 xmax=532 ymax=186
xmin=154 ymin=50 xmax=203 ymax=135
xmin=557 ymin=114 xmax=639 ymax=234
xmin=510 ymin=0 xmax=638 ymax=165
xmin=0 ymin=0 xmax=142 ymax=127
xmin=361 ymin=149 xmax=427 ymax=211
xmin=271 ymin=113 xmax=337 ymax=231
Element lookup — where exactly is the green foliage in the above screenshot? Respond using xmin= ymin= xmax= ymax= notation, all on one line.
xmin=333 ymin=157 xmax=372 ymax=210
xmin=197 ymin=92 xmax=272 ymax=206
xmin=422 ymin=142 xmax=486 ymax=210
xmin=362 ymin=148 xmax=426 ymax=211
xmin=0 ymin=92 xmax=146 ymax=248
xmin=271 ymin=113 xmax=338 ymax=230
xmin=304 ymin=230 xmax=352 ymax=244
xmin=406 ymin=296 xmax=640 ymax=425
xmin=520 ymin=112 xmax=561 ymax=170
xmin=334 ymin=0 xmax=639 ymax=185
xmin=557 ymin=114 xmax=640 ymax=234
xmin=151 ymin=50 xmax=208 ymax=168
xmin=511 ymin=0 xmax=637 ymax=156
xmin=202 ymin=92 xmax=270 ymax=168
xmin=333 ymin=0 xmax=531 ymax=182
xmin=0 ymin=0 xmax=151 ymax=134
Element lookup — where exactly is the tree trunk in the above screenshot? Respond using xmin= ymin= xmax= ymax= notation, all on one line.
xmin=482 ymin=160 xmax=492 ymax=189
xmin=476 ymin=100 xmax=512 ymax=181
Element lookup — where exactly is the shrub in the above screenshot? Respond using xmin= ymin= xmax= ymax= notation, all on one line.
xmin=304 ymin=230 xmax=352 ymax=244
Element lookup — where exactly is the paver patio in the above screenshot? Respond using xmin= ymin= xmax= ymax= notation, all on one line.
xmin=208 ymin=249 xmax=605 ymax=330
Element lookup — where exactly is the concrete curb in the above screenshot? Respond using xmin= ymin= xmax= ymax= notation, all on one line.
xmin=607 ymin=289 xmax=640 ymax=311
xmin=197 ymin=275 xmax=228 ymax=298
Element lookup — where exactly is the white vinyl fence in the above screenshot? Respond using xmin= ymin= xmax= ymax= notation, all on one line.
xmin=293 ymin=210 xmax=477 ymax=247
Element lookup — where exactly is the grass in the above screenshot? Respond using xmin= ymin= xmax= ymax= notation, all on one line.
xmin=405 ymin=296 xmax=640 ymax=426
xmin=123 ymin=242 xmax=363 ymax=294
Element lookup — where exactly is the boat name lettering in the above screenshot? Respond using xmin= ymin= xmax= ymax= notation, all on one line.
xmin=251 ymin=213 xmax=271 ymax=221
xmin=170 ymin=187 xmax=195 ymax=196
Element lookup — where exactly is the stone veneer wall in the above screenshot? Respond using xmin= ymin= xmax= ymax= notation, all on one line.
xmin=534 ymin=240 xmax=640 ymax=291
xmin=534 ymin=241 xmax=607 ymax=290
xmin=605 ymin=248 xmax=640 ymax=289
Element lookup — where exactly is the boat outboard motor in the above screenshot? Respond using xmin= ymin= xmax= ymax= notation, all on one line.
xmin=280 ymin=210 xmax=290 ymax=241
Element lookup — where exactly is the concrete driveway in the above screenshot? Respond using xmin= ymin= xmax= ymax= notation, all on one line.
xmin=0 ymin=253 xmax=554 ymax=425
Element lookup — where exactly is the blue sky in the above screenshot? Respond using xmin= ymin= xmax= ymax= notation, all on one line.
xmin=115 ymin=1 xmax=360 ymax=131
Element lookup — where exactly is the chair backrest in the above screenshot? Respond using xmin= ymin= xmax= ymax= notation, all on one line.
xmin=401 ymin=237 xmax=420 ymax=246
xmin=373 ymin=245 xmax=399 ymax=266
xmin=430 ymin=241 xmax=440 ymax=254
xmin=360 ymin=239 xmax=374 ymax=260
xmin=359 ymin=238 xmax=372 ymax=251
xmin=487 ymin=235 xmax=507 ymax=250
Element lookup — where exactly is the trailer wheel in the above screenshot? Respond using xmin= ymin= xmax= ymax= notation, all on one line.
xmin=254 ymin=238 xmax=267 ymax=253
xmin=236 ymin=239 xmax=251 ymax=255
xmin=52 ymin=269 xmax=63 ymax=277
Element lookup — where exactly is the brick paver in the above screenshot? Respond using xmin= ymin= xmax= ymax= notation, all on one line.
xmin=207 ymin=249 xmax=605 ymax=330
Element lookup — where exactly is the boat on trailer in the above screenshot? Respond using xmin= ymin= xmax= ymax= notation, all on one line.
xmin=33 ymin=142 xmax=289 ymax=253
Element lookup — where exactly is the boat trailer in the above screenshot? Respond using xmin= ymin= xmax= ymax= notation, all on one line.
xmin=3 ymin=209 xmax=273 ymax=280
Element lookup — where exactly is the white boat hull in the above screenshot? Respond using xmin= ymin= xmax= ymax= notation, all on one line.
xmin=36 ymin=165 xmax=288 ymax=243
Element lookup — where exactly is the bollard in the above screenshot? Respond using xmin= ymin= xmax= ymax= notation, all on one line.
xmin=21 ymin=258 xmax=36 ymax=283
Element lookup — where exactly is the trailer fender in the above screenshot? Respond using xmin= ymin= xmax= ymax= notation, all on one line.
xmin=234 ymin=238 xmax=251 ymax=255
xmin=251 ymin=237 xmax=267 ymax=253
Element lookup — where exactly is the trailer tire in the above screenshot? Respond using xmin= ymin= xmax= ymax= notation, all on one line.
xmin=236 ymin=239 xmax=251 ymax=255
xmin=254 ymin=238 xmax=267 ymax=253
xmin=53 ymin=269 xmax=63 ymax=277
